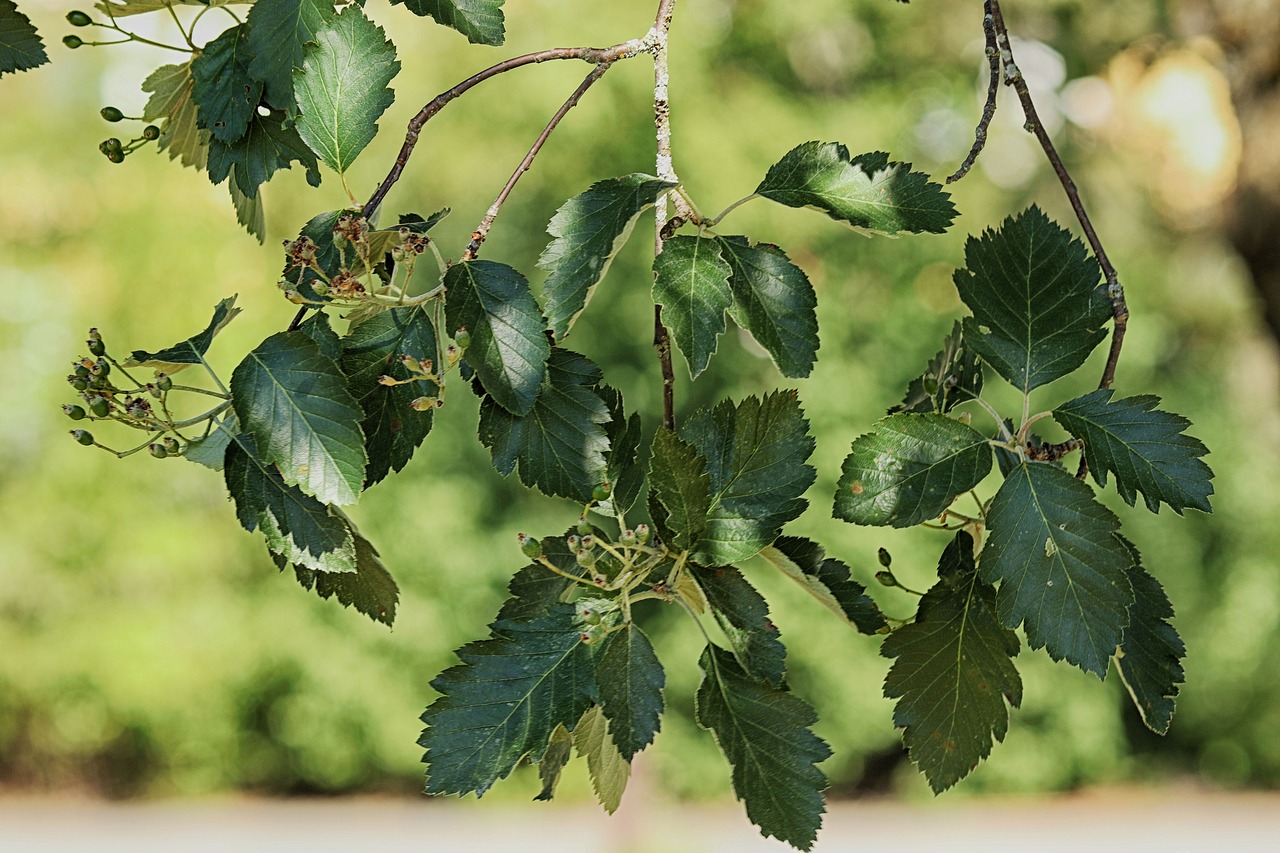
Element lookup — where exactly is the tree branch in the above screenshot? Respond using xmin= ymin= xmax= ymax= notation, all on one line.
xmin=947 ymin=0 xmax=1001 ymax=184
xmin=652 ymin=0 xmax=680 ymax=432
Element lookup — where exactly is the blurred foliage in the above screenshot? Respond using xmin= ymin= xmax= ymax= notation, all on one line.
xmin=1 ymin=0 xmax=1277 ymax=803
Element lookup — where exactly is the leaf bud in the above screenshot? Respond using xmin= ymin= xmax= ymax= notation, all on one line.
xmin=88 ymin=396 xmax=110 ymax=418
xmin=877 ymin=547 xmax=892 ymax=568
xmin=148 ymin=443 xmax=169 ymax=459
xmin=576 ymin=517 xmax=593 ymax=537
xmin=409 ymin=396 xmax=434 ymax=412
xmin=635 ymin=524 xmax=651 ymax=545
xmin=99 ymin=106 xmax=124 ymax=122
xmin=454 ymin=329 xmax=472 ymax=350
xmin=70 ymin=429 xmax=94 ymax=446
xmin=517 ymin=532 xmax=542 ymax=560
xmin=875 ymin=570 xmax=898 ymax=588
xmin=67 ymin=11 xmax=93 ymax=27
xmin=63 ymin=404 xmax=87 ymax=421
xmin=620 ymin=529 xmax=637 ymax=547
xmin=155 ymin=373 xmax=173 ymax=392
xmin=591 ymin=482 xmax=612 ymax=503
xmin=63 ymin=35 xmax=84 ymax=49
xmin=142 ymin=125 xmax=160 ymax=141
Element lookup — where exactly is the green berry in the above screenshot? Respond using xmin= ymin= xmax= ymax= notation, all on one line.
xmin=576 ymin=517 xmax=593 ymax=537
xmin=155 ymin=373 xmax=173 ymax=392
xmin=63 ymin=35 xmax=84 ymax=49
xmin=92 ymin=358 xmax=110 ymax=377
xmin=148 ymin=443 xmax=168 ymax=459
xmin=454 ymin=329 xmax=472 ymax=350
xmin=142 ymin=125 xmax=160 ymax=141
xmin=71 ymin=429 xmax=94 ymax=446
xmin=518 ymin=533 xmax=542 ymax=560
xmin=591 ymin=482 xmax=612 ymax=503
xmin=63 ymin=404 xmax=87 ymax=421
xmin=106 ymin=149 xmax=125 ymax=164
xmin=875 ymin=570 xmax=898 ymax=588
xmin=576 ymin=549 xmax=597 ymax=568
xmin=566 ymin=534 xmax=581 ymax=552
xmin=74 ymin=363 xmax=91 ymax=378
xmin=88 ymin=396 xmax=110 ymax=418
xmin=635 ymin=524 xmax=651 ymax=546
xmin=620 ymin=529 xmax=637 ymax=547
xmin=67 ymin=11 xmax=93 ymax=27
xmin=104 ymin=138 xmax=122 ymax=154
xmin=69 ymin=375 xmax=89 ymax=392
xmin=87 ymin=338 xmax=106 ymax=357
xmin=877 ymin=547 xmax=892 ymax=568
xmin=100 ymin=106 xmax=124 ymax=122
xmin=162 ymin=437 xmax=180 ymax=454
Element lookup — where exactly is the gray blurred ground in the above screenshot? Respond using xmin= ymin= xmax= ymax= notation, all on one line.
xmin=0 ymin=788 xmax=1275 ymax=852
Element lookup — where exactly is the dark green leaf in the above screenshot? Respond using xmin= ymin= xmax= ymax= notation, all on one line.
xmin=496 ymin=533 xmax=585 ymax=622
xmin=834 ymin=413 xmax=992 ymax=528
xmin=890 ymin=321 xmax=984 ymax=415
xmin=229 ymin=166 xmax=266 ymax=243
xmin=478 ymin=349 xmax=610 ymax=502
xmin=759 ymin=536 xmax=886 ymax=635
xmin=982 ymin=461 xmax=1135 ymax=676
xmin=184 ymin=412 xmax=238 ymax=471
xmin=683 ymin=391 xmax=816 ymax=566
xmin=299 ymin=311 xmax=341 ymax=360
xmin=281 ymin=209 xmax=344 ymax=298
xmin=648 ymin=428 xmax=711 ymax=551
xmin=245 ymin=0 xmax=336 ymax=111
xmin=695 ymin=645 xmax=830 ymax=851
xmin=391 ymin=0 xmax=506 ymax=46
xmin=596 ymin=386 xmax=644 ymax=520
xmin=756 ymin=142 xmax=955 ymax=235
xmin=341 ymin=306 xmax=437 ymax=487
xmin=444 ymin=260 xmax=549 ymax=416
xmin=696 ymin=567 xmax=786 ymax=687
xmin=225 ymin=433 xmax=357 ymax=573
xmin=652 ymin=235 xmax=734 ymax=378
xmin=1053 ymin=389 xmax=1213 ymax=514
xmin=540 ymin=174 xmax=675 ymax=340
xmin=127 ymin=295 xmax=241 ymax=372
xmin=230 ymin=330 xmax=367 ymax=506
xmin=717 ymin=236 xmax=819 ymax=379
xmin=292 ymin=521 xmax=399 ymax=626
xmin=955 ymin=206 xmax=1111 ymax=393
xmin=420 ymin=604 xmax=598 ymax=796
xmin=143 ymin=60 xmax=208 ymax=171
xmin=397 ymin=208 xmax=450 ymax=234
xmin=882 ymin=532 xmax=1022 ymax=793
xmin=294 ymin=4 xmax=399 ymax=173
xmin=206 ymin=108 xmax=322 ymax=198
xmin=0 ymin=0 xmax=48 ymax=77
xmin=573 ymin=705 xmax=630 ymax=814
xmin=1114 ymin=537 xmax=1184 ymax=735
xmin=191 ymin=23 xmax=263 ymax=144
xmin=596 ymin=623 xmax=665 ymax=759
xmin=533 ymin=724 xmax=573 ymax=802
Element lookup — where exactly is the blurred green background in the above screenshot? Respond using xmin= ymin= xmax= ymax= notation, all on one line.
xmin=2 ymin=0 xmax=1277 ymax=807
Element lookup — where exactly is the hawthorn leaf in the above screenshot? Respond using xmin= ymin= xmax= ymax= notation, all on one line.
xmin=541 ymin=174 xmax=675 ymax=341
xmin=224 ymin=432 xmax=357 ymax=573
xmin=206 ymin=108 xmax=322 ymax=198
xmin=341 ymin=306 xmax=437 ymax=487
xmin=142 ymin=60 xmax=209 ymax=171
xmin=444 ymin=260 xmax=549 ymax=416
xmin=596 ymin=623 xmax=665 ymax=759
xmin=652 ymin=235 xmax=734 ymax=378
xmin=759 ymin=536 xmax=886 ymax=635
xmin=756 ymin=142 xmax=955 ymax=235
xmin=834 ymin=413 xmax=992 ymax=528
xmin=0 ymin=0 xmax=47 ymax=78
xmin=229 ymin=166 xmax=266 ymax=243
xmin=596 ymin=386 xmax=644 ymax=519
xmin=648 ymin=428 xmax=711 ymax=551
xmin=496 ymin=533 xmax=585 ymax=623
xmin=230 ymin=330 xmax=367 ymax=506
xmin=191 ymin=23 xmax=263 ymax=144
xmin=696 ymin=645 xmax=830 ymax=851
xmin=391 ymin=0 xmax=506 ymax=46
xmin=397 ymin=208 xmax=451 ymax=234
xmin=298 ymin=311 xmax=341 ymax=360
xmin=294 ymin=5 xmax=399 ymax=174
xmin=982 ymin=460 xmax=1135 ymax=677
xmin=1114 ymin=537 xmax=1185 ymax=735
xmin=882 ymin=531 xmax=1022 ymax=793
xmin=290 ymin=521 xmax=399 ymax=625
xmin=696 ymin=567 xmax=787 ymax=687
xmin=245 ymin=0 xmax=336 ymax=111
xmin=534 ymin=723 xmax=573 ymax=802
xmin=1053 ymin=389 xmax=1213 ymax=514
xmin=574 ymin=705 xmax=631 ymax=814
xmin=890 ymin=320 xmax=984 ymax=415
xmin=419 ymin=603 xmax=598 ymax=796
xmin=683 ymin=391 xmax=816 ymax=566
xmin=183 ymin=412 xmax=238 ymax=471
xmin=127 ymin=295 xmax=241 ymax=373
xmin=717 ymin=236 xmax=818 ymax=379
xmin=478 ymin=349 xmax=610 ymax=502
xmin=955 ymin=206 xmax=1111 ymax=393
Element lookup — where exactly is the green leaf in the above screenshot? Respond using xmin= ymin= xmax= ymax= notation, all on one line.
xmin=281 ymin=209 xmax=344 ymax=299
xmin=596 ymin=623 xmax=664 ymax=760
xmin=533 ymin=723 xmax=573 ymax=802
xmin=478 ymin=349 xmax=610 ymax=502
xmin=496 ymin=533 xmax=585 ymax=623
xmin=573 ymin=704 xmax=631 ymax=814
xmin=890 ymin=321 xmax=984 ymax=415
xmin=759 ymin=537 xmax=886 ymax=635
xmin=648 ymin=428 xmax=711 ymax=551
xmin=982 ymin=461 xmax=1135 ymax=676
xmin=695 ymin=645 xmax=830 ymax=851
xmin=652 ymin=235 xmax=734 ymax=378
xmin=126 ymin=295 xmax=241 ymax=373
xmin=225 ymin=433 xmax=357 ymax=573
xmin=1053 ymin=389 xmax=1213 ymax=514
xmin=717 ymin=236 xmax=818 ymax=379
xmin=230 ymin=330 xmax=367 ymax=506
xmin=540 ymin=174 xmax=675 ymax=340
xmin=298 ymin=311 xmax=342 ymax=360
xmin=882 ymin=531 xmax=1023 ymax=793
xmin=341 ymin=306 xmax=437 ymax=487
xmin=191 ymin=23 xmax=263 ymax=144
xmin=696 ymin=567 xmax=787 ymax=687
xmin=390 ymin=0 xmax=505 ymax=46
xmin=420 ymin=603 xmax=598 ymax=796
xmin=184 ymin=412 xmax=239 ymax=471
xmin=206 ymin=108 xmax=322 ymax=198
xmin=756 ymin=142 xmax=955 ymax=235
xmin=0 ymin=0 xmax=47 ymax=78
xmin=445 ymin=260 xmax=549 ymax=416
xmin=229 ymin=166 xmax=266 ymax=243
xmin=834 ymin=413 xmax=992 ymax=528
xmin=955 ymin=206 xmax=1111 ymax=393
xmin=142 ymin=60 xmax=209 ymax=171
xmin=245 ymin=0 xmax=336 ymax=112
xmin=683 ymin=391 xmax=816 ymax=566
xmin=291 ymin=521 xmax=399 ymax=626
xmin=96 ymin=0 xmax=239 ymax=15
xmin=596 ymin=386 xmax=644 ymax=520
xmin=293 ymin=5 xmax=399 ymax=174
xmin=1113 ymin=537 xmax=1184 ymax=735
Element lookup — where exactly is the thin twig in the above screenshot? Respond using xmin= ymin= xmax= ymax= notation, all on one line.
xmin=462 ymin=63 xmax=612 ymax=261
xmin=947 ymin=0 xmax=1001 ymax=183
xmin=652 ymin=0 xmax=680 ymax=432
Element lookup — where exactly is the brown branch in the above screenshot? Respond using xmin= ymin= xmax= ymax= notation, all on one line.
xmin=654 ymin=305 xmax=676 ymax=431
xmin=462 ymin=63 xmax=612 ymax=262
xmin=947 ymin=0 xmax=1001 ymax=183
xmin=651 ymin=0 xmax=680 ymax=432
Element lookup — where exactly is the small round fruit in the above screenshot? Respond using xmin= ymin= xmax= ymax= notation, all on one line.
xmin=87 ymin=338 xmax=106 ymax=357
xmin=100 ymin=106 xmax=124 ymax=122
xmin=88 ymin=396 xmax=110 ymax=418
xmin=518 ymin=533 xmax=542 ymax=560
xmin=106 ymin=149 xmax=125 ymax=164
xmin=877 ymin=547 xmax=892 ymax=568
xmin=142 ymin=125 xmax=160 ymax=141
xmin=591 ymin=482 xmax=612 ymax=503
xmin=155 ymin=373 xmax=173 ymax=392
xmin=148 ymin=443 xmax=168 ymax=459
xmin=63 ymin=404 xmax=87 ymax=421
xmin=67 ymin=11 xmax=93 ymax=27
xmin=576 ymin=517 xmax=592 ymax=537
xmin=71 ymin=429 xmax=94 ymax=446
xmin=63 ymin=35 xmax=84 ymax=49
xmin=454 ymin=329 xmax=472 ymax=350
